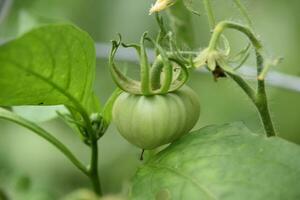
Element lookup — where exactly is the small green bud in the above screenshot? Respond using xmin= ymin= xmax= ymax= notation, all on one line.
xmin=90 ymin=113 xmax=108 ymax=139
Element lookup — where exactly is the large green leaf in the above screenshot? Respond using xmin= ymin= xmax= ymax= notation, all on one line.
xmin=131 ymin=123 xmax=300 ymax=199
xmin=0 ymin=24 xmax=98 ymax=114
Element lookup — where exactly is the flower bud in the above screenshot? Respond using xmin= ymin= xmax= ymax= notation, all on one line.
xmin=149 ymin=0 xmax=177 ymax=15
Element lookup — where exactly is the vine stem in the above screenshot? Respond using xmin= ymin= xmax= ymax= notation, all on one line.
xmin=89 ymin=138 xmax=102 ymax=195
xmin=227 ymin=71 xmax=276 ymax=137
xmin=255 ymin=52 xmax=277 ymax=136
xmin=208 ymin=21 xmax=276 ymax=137
xmin=0 ymin=107 xmax=89 ymax=175
xmin=0 ymin=107 xmax=103 ymax=195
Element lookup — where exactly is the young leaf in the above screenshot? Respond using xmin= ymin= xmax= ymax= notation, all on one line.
xmin=0 ymin=24 xmax=98 ymax=115
xmin=131 ymin=123 xmax=300 ymax=199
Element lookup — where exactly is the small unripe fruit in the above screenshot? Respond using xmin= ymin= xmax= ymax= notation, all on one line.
xmin=112 ymin=86 xmax=200 ymax=149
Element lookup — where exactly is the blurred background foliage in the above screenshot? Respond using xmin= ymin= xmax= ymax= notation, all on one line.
xmin=0 ymin=0 xmax=299 ymax=199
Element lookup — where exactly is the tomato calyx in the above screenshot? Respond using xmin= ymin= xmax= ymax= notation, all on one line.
xmin=109 ymin=33 xmax=189 ymax=96
xmin=193 ymin=34 xmax=252 ymax=81
xmin=90 ymin=113 xmax=108 ymax=139
xmin=112 ymin=86 xmax=200 ymax=150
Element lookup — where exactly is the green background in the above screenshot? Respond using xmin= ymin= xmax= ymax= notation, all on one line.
xmin=0 ymin=0 xmax=299 ymax=198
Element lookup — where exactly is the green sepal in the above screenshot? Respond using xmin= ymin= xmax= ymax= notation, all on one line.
xmin=109 ymin=39 xmax=142 ymax=94
xmin=140 ymin=32 xmax=152 ymax=95
xmin=231 ymin=43 xmax=251 ymax=70
xmin=147 ymin=37 xmax=173 ymax=94
xmin=168 ymin=58 xmax=189 ymax=92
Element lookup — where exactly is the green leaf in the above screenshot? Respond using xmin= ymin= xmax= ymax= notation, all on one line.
xmin=131 ymin=123 xmax=300 ymax=199
xmin=0 ymin=24 xmax=98 ymax=114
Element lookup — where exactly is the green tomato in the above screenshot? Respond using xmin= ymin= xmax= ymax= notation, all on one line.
xmin=112 ymin=86 xmax=200 ymax=149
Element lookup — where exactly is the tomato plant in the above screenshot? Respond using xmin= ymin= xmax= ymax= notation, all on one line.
xmin=0 ymin=0 xmax=300 ymax=199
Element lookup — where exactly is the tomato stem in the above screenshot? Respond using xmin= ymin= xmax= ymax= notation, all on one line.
xmin=227 ymin=71 xmax=276 ymax=137
xmin=89 ymin=138 xmax=102 ymax=196
xmin=207 ymin=21 xmax=276 ymax=137
xmin=0 ymin=107 xmax=90 ymax=176
xmin=255 ymin=51 xmax=276 ymax=137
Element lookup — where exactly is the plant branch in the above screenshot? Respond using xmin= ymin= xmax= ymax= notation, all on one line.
xmin=255 ymin=51 xmax=276 ymax=137
xmin=0 ymin=107 xmax=89 ymax=175
xmin=0 ymin=107 xmax=105 ymax=194
xmin=255 ymin=80 xmax=276 ymax=137
xmin=88 ymin=138 xmax=102 ymax=196
xmin=207 ymin=21 xmax=276 ymax=137
xmin=226 ymin=71 xmax=276 ymax=137
xmin=208 ymin=21 xmax=262 ymax=51
xmin=226 ymin=71 xmax=256 ymax=103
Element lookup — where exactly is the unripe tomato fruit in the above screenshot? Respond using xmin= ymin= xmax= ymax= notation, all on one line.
xmin=112 ymin=86 xmax=200 ymax=149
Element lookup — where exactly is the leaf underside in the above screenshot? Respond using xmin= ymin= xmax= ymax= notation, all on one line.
xmin=0 ymin=24 xmax=98 ymax=114
xmin=131 ymin=122 xmax=300 ymax=200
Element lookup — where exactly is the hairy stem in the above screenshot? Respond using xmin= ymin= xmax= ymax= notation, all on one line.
xmin=255 ymin=51 xmax=276 ymax=136
xmin=226 ymin=72 xmax=256 ymax=103
xmin=208 ymin=21 xmax=262 ymax=51
xmin=256 ymin=80 xmax=276 ymax=137
xmin=207 ymin=21 xmax=276 ymax=137
xmin=227 ymin=72 xmax=276 ymax=137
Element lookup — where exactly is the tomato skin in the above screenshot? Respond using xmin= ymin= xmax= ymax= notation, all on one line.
xmin=112 ymin=86 xmax=200 ymax=149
